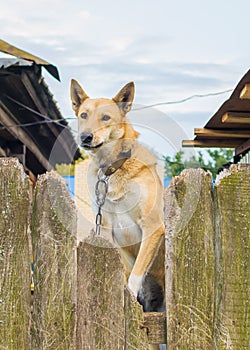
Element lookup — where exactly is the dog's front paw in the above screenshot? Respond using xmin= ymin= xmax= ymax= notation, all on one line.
xmin=128 ymin=273 xmax=143 ymax=298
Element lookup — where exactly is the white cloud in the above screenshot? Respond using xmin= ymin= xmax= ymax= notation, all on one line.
xmin=0 ymin=1 xmax=94 ymax=40
xmin=77 ymin=10 xmax=91 ymax=20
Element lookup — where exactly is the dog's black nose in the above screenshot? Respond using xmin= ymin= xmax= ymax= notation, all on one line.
xmin=80 ymin=132 xmax=93 ymax=145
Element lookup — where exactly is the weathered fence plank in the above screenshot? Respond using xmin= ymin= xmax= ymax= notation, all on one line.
xmin=142 ymin=312 xmax=167 ymax=345
xmin=77 ymin=235 xmax=125 ymax=350
xmin=0 ymin=158 xmax=31 ymax=350
xmin=77 ymin=235 xmax=153 ymax=350
xmin=1 ymin=159 xmax=249 ymax=350
xmin=124 ymin=288 xmax=149 ymax=349
xmin=31 ymin=172 xmax=77 ymax=349
xmin=164 ymin=169 xmax=214 ymax=350
xmin=214 ymin=164 xmax=250 ymax=349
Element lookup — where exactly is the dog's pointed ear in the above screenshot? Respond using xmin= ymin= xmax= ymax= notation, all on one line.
xmin=113 ymin=82 xmax=135 ymax=113
xmin=70 ymin=79 xmax=89 ymax=114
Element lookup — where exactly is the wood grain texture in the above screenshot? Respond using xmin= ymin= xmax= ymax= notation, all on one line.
xmin=77 ymin=235 xmax=125 ymax=350
xmin=214 ymin=164 xmax=250 ymax=349
xmin=142 ymin=312 xmax=166 ymax=345
xmin=164 ymin=169 xmax=214 ymax=350
xmin=31 ymin=171 xmax=77 ymax=349
xmin=0 ymin=158 xmax=31 ymax=350
xmin=125 ymin=287 xmax=150 ymax=349
xmin=1 ymin=160 xmax=249 ymax=350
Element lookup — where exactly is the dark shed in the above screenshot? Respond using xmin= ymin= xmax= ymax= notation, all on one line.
xmin=0 ymin=39 xmax=80 ymax=177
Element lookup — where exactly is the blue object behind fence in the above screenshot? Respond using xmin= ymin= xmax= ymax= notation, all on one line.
xmin=62 ymin=176 xmax=75 ymax=197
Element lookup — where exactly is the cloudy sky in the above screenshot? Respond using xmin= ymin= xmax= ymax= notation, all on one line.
xmin=1 ymin=0 xmax=250 ymax=159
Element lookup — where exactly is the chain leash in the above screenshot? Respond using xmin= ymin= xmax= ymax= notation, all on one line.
xmin=95 ymin=170 xmax=109 ymax=235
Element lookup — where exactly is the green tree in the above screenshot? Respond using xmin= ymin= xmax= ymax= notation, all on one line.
xmin=207 ymin=149 xmax=234 ymax=174
xmin=164 ymin=148 xmax=234 ymax=178
xmin=163 ymin=150 xmax=185 ymax=177
xmin=55 ymin=163 xmax=75 ymax=176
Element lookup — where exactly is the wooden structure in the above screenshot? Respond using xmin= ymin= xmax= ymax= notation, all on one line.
xmin=0 ymin=158 xmax=249 ymax=349
xmin=0 ymin=39 xmax=80 ymax=176
xmin=183 ymin=69 xmax=250 ymax=162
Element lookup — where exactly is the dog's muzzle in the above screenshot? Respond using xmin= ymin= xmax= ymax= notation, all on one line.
xmin=80 ymin=132 xmax=93 ymax=146
xmin=80 ymin=132 xmax=103 ymax=150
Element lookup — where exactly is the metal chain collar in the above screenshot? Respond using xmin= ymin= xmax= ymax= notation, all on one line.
xmin=95 ymin=169 xmax=109 ymax=235
xmin=94 ymin=150 xmax=131 ymax=235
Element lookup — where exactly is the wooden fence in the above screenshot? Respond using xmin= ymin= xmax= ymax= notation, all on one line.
xmin=0 ymin=158 xmax=249 ymax=349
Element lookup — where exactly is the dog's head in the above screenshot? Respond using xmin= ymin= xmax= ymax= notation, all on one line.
xmin=70 ymin=80 xmax=138 ymax=152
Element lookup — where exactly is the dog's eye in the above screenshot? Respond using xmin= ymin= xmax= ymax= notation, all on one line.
xmin=102 ymin=115 xmax=111 ymax=121
xmin=80 ymin=112 xmax=88 ymax=119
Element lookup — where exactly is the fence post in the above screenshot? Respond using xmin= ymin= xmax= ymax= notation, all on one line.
xmin=214 ymin=164 xmax=250 ymax=349
xmin=77 ymin=235 xmax=152 ymax=350
xmin=124 ymin=288 xmax=149 ymax=349
xmin=164 ymin=169 xmax=215 ymax=350
xmin=0 ymin=158 xmax=31 ymax=350
xmin=31 ymin=171 xmax=77 ymax=349
xmin=77 ymin=235 xmax=125 ymax=350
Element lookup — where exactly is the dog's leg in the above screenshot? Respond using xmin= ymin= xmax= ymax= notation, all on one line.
xmin=119 ymin=249 xmax=135 ymax=282
xmin=128 ymin=224 xmax=165 ymax=297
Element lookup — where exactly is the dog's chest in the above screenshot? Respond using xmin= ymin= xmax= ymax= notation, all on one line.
xmin=111 ymin=211 xmax=142 ymax=246
xmin=89 ymin=166 xmax=140 ymax=205
xmin=89 ymin=168 xmax=142 ymax=245
xmin=105 ymin=178 xmax=142 ymax=245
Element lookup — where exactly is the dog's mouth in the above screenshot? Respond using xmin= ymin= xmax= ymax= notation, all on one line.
xmin=81 ymin=142 xmax=103 ymax=150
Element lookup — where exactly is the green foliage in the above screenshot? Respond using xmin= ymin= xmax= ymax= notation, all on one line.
xmin=163 ymin=151 xmax=185 ymax=177
xmin=55 ymin=150 xmax=87 ymax=176
xmin=206 ymin=149 xmax=234 ymax=172
xmin=55 ymin=163 xmax=75 ymax=176
xmin=164 ymin=148 xmax=234 ymax=178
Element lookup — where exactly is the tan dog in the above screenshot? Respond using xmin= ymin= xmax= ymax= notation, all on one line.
xmin=71 ymin=80 xmax=165 ymax=314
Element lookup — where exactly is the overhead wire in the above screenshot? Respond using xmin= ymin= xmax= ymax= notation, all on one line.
xmin=1 ymin=94 xmax=76 ymax=131
xmin=132 ymin=89 xmax=233 ymax=110
xmin=0 ymin=118 xmax=70 ymax=130
xmin=4 ymin=94 xmax=75 ymax=125
xmin=0 ymin=88 xmax=233 ymax=131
